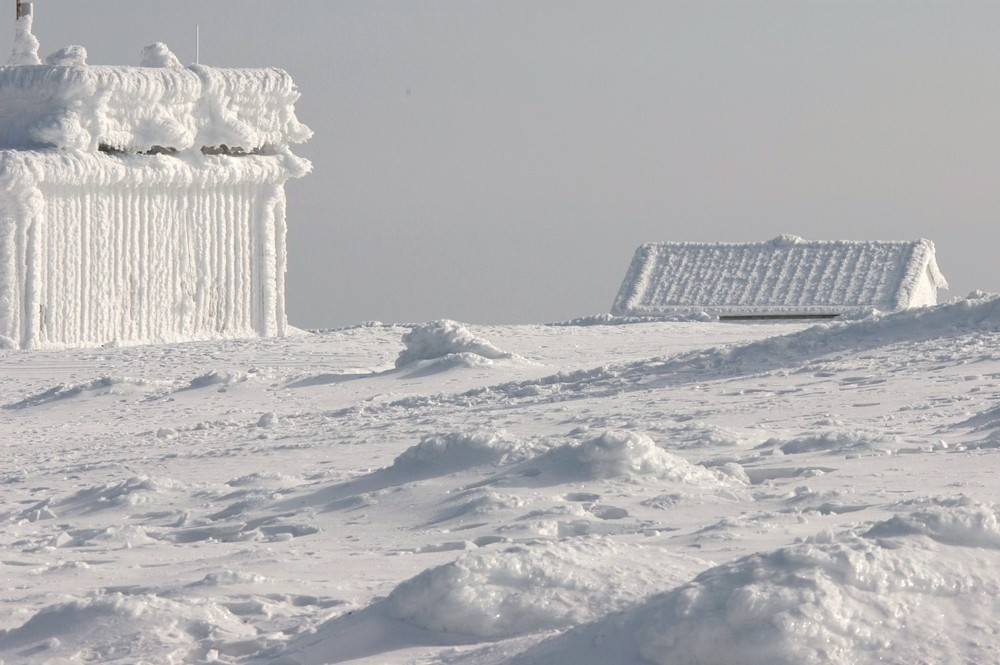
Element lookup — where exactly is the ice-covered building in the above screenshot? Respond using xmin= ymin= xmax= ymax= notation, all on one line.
xmin=0 ymin=9 xmax=311 ymax=349
xmin=612 ymin=235 xmax=948 ymax=319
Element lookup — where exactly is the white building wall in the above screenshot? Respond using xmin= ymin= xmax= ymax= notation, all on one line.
xmin=0 ymin=153 xmax=298 ymax=349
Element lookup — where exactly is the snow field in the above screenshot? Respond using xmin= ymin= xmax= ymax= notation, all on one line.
xmin=3 ymin=302 xmax=1000 ymax=662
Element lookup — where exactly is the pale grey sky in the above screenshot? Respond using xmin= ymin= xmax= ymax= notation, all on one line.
xmin=8 ymin=1 xmax=1000 ymax=327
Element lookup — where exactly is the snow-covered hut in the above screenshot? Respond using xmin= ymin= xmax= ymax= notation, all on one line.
xmin=0 ymin=11 xmax=311 ymax=349
xmin=612 ymin=235 xmax=948 ymax=319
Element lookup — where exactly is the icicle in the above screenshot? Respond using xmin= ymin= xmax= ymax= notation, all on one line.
xmin=8 ymin=9 xmax=40 ymax=65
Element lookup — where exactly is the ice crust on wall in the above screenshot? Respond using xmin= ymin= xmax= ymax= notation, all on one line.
xmin=0 ymin=35 xmax=312 ymax=349
xmin=613 ymin=236 xmax=948 ymax=317
xmin=0 ymin=151 xmax=307 ymax=348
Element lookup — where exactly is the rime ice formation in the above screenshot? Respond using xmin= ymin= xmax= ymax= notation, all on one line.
xmin=140 ymin=42 xmax=182 ymax=69
xmin=0 ymin=23 xmax=311 ymax=349
xmin=44 ymin=45 xmax=86 ymax=66
xmin=613 ymin=236 xmax=948 ymax=318
xmin=8 ymin=11 xmax=39 ymax=65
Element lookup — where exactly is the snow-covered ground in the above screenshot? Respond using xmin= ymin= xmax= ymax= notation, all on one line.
xmin=3 ymin=297 xmax=1000 ymax=664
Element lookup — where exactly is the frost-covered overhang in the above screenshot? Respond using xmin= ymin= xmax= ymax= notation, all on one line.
xmin=0 ymin=62 xmax=312 ymax=153
xmin=2 ymin=12 xmax=310 ymax=154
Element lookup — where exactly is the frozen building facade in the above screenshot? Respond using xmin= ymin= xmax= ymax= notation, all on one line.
xmin=613 ymin=235 xmax=948 ymax=319
xmin=0 ymin=8 xmax=311 ymax=349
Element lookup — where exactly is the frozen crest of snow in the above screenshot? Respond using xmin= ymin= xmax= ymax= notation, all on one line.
xmin=140 ymin=42 xmax=182 ymax=68
xmin=396 ymin=320 xmax=515 ymax=368
xmin=392 ymin=430 xmax=526 ymax=470
xmin=44 ymin=45 xmax=86 ymax=67
xmin=514 ymin=501 xmax=1000 ymax=665
xmin=553 ymin=430 xmax=727 ymax=483
xmin=0 ymin=593 xmax=254 ymax=662
xmin=8 ymin=12 xmax=40 ymax=66
xmin=385 ymin=538 xmax=678 ymax=638
xmin=613 ymin=237 xmax=948 ymax=317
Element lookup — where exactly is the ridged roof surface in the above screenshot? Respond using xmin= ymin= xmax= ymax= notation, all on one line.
xmin=612 ymin=236 xmax=947 ymax=317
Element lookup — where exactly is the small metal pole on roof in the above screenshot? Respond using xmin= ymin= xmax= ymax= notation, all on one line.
xmin=196 ymin=24 xmax=200 ymax=64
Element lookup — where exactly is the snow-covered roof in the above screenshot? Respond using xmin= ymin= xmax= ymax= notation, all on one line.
xmin=0 ymin=15 xmax=310 ymax=154
xmin=0 ymin=63 xmax=311 ymax=152
xmin=612 ymin=235 xmax=948 ymax=317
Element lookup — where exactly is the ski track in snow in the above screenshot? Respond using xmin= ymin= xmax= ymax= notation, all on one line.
xmin=2 ymin=301 xmax=1000 ymax=663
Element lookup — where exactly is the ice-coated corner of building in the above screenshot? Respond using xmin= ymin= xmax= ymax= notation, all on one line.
xmin=0 ymin=39 xmax=311 ymax=349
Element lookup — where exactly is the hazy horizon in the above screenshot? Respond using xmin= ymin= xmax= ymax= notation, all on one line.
xmin=4 ymin=1 xmax=998 ymax=327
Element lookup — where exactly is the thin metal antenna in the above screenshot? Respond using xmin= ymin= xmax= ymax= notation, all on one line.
xmin=196 ymin=24 xmax=200 ymax=64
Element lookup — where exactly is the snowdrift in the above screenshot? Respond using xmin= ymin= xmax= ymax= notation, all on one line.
xmin=396 ymin=320 xmax=517 ymax=368
xmin=509 ymin=499 xmax=1000 ymax=665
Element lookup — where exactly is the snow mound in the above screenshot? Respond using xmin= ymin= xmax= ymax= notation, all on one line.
xmin=513 ymin=501 xmax=1000 ymax=665
xmin=391 ymin=430 xmax=527 ymax=472
xmin=723 ymin=293 xmax=1000 ymax=372
xmin=868 ymin=497 xmax=1000 ymax=547
xmin=56 ymin=475 xmax=184 ymax=515
xmin=0 ymin=593 xmax=255 ymax=664
xmin=184 ymin=370 xmax=248 ymax=391
xmin=385 ymin=538 xmax=679 ymax=639
xmin=395 ymin=320 xmax=515 ymax=368
xmin=140 ymin=42 xmax=182 ymax=68
xmin=767 ymin=430 xmax=893 ymax=456
xmin=45 ymin=45 xmax=87 ymax=66
xmin=5 ymin=376 xmax=165 ymax=408
xmin=548 ymin=430 xmax=734 ymax=485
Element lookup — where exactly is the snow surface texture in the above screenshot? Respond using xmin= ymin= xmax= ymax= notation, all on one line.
xmin=5 ymin=301 xmax=1000 ymax=663
xmin=612 ymin=236 xmax=948 ymax=318
xmin=0 ymin=28 xmax=311 ymax=349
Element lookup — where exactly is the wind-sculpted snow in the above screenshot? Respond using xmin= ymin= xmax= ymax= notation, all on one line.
xmin=391 ymin=430 xmax=529 ymax=471
xmin=0 ymin=593 xmax=255 ymax=664
xmin=544 ymin=430 xmax=733 ymax=484
xmin=5 ymin=376 xmax=165 ymax=408
xmin=5 ymin=318 xmax=1000 ymax=664
xmin=385 ymin=538 xmax=686 ymax=639
xmin=395 ymin=320 xmax=517 ymax=368
xmin=763 ymin=430 xmax=894 ymax=456
xmin=509 ymin=500 xmax=1000 ymax=665
xmin=375 ymin=295 xmax=1000 ymax=415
